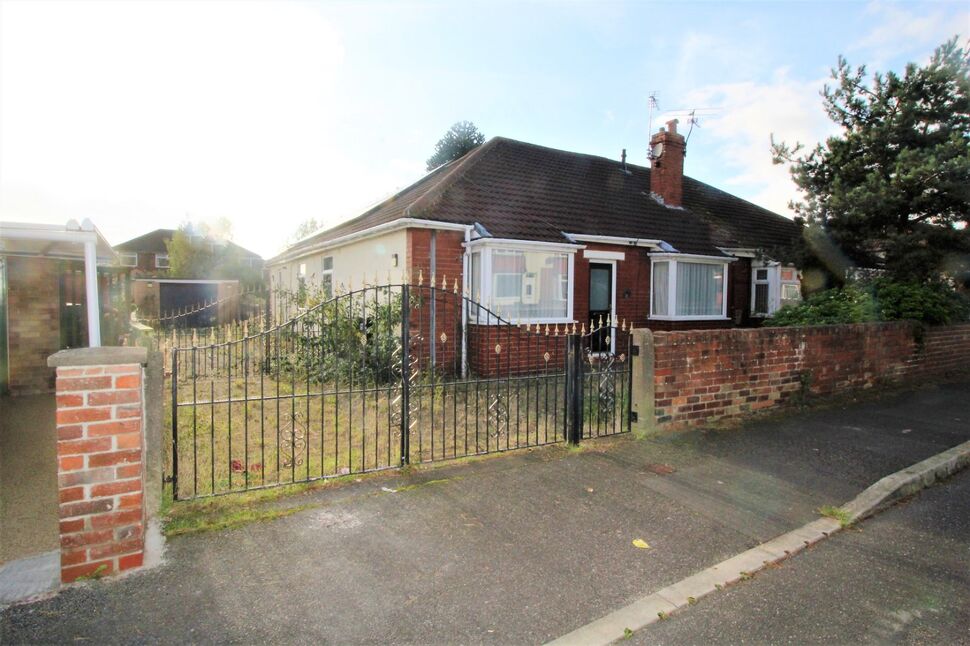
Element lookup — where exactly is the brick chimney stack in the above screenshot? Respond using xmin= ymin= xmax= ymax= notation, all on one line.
xmin=650 ymin=119 xmax=686 ymax=207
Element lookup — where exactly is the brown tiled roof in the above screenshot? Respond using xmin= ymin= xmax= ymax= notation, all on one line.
xmin=276 ymin=137 xmax=800 ymax=261
xmin=116 ymin=228 xmax=263 ymax=260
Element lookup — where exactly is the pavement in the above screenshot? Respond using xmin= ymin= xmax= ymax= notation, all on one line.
xmin=0 ymin=394 xmax=59 ymax=564
xmin=1 ymin=380 xmax=968 ymax=644
xmin=634 ymin=467 xmax=970 ymax=645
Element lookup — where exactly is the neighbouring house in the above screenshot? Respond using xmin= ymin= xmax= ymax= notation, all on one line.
xmin=114 ymin=228 xmax=264 ymax=326
xmin=269 ymin=122 xmax=803 ymax=333
xmin=0 ymin=220 xmax=120 ymax=395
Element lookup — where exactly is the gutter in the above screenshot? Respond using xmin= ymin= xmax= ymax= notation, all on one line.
xmin=268 ymin=218 xmax=472 ymax=266
xmin=563 ymin=233 xmax=664 ymax=249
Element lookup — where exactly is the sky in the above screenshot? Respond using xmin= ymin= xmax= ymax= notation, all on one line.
xmin=1 ymin=0 xmax=968 ymax=259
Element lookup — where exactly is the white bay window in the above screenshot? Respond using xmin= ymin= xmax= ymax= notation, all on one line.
xmin=650 ymin=255 xmax=731 ymax=320
xmin=467 ymin=243 xmax=575 ymax=323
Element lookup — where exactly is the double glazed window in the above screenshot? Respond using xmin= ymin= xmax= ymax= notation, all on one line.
xmin=321 ymin=256 xmax=333 ymax=299
xmin=753 ymin=268 xmax=771 ymax=316
xmin=751 ymin=263 xmax=801 ymax=317
xmin=651 ymin=257 xmax=728 ymax=319
xmin=468 ymin=246 xmax=572 ymax=323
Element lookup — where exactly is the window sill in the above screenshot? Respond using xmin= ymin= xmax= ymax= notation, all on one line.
xmin=648 ymin=315 xmax=731 ymax=322
xmin=471 ymin=317 xmax=574 ymax=326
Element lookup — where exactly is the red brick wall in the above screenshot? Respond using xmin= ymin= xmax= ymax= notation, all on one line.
xmin=407 ymin=229 xmax=465 ymax=287
xmin=6 ymin=256 xmax=60 ymax=394
xmin=651 ymin=322 xmax=970 ymax=429
xmin=574 ymin=244 xmax=651 ymax=330
xmin=728 ymin=258 xmax=752 ymax=325
xmin=54 ymin=363 xmax=146 ymax=582
xmin=467 ymin=324 xmax=569 ymax=376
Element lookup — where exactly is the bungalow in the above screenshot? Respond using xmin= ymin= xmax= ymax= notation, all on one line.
xmin=269 ymin=121 xmax=802 ymax=332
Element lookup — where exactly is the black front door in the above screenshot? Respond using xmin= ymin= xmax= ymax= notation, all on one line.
xmin=588 ymin=263 xmax=612 ymax=352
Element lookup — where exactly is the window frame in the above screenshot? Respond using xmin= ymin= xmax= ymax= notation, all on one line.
xmin=155 ymin=253 xmax=170 ymax=269
xmin=752 ymin=266 xmax=772 ymax=317
xmin=648 ymin=254 xmax=731 ymax=321
xmin=321 ymin=255 xmax=334 ymax=299
xmin=464 ymin=240 xmax=576 ymax=324
xmin=750 ymin=261 xmax=801 ymax=317
xmin=782 ymin=283 xmax=801 ymax=301
xmin=117 ymin=253 xmax=137 ymax=268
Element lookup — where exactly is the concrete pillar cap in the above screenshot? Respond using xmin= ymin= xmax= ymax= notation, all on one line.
xmin=48 ymin=346 xmax=148 ymax=367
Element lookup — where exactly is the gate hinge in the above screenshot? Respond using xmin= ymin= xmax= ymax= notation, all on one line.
xmin=163 ymin=474 xmax=174 ymax=484
xmin=631 ymin=344 xmax=640 ymax=356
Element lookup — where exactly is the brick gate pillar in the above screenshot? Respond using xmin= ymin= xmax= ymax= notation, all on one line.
xmin=47 ymin=346 xmax=149 ymax=583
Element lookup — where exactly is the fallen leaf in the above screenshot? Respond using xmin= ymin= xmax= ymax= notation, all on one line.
xmin=632 ymin=538 xmax=651 ymax=549
xmin=586 ymin=487 xmax=594 ymax=493
xmin=381 ymin=486 xmax=397 ymax=493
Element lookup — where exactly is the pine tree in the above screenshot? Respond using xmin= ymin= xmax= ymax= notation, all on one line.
xmin=772 ymin=38 xmax=970 ymax=285
xmin=426 ymin=121 xmax=486 ymax=171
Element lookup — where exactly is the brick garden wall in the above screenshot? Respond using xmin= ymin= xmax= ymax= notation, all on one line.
xmin=649 ymin=322 xmax=970 ymax=429
xmin=50 ymin=349 xmax=148 ymax=583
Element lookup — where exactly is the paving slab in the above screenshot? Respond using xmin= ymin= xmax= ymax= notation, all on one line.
xmin=0 ymin=552 xmax=59 ymax=606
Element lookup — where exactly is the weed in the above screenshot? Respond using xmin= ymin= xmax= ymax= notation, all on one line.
xmin=622 ymin=628 xmax=634 ymax=640
xmin=818 ymin=504 xmax=853 ymax=528
xmin=657 ymin=611 xmax=669 ymax=621
xmin=687 ymin=596 xmax=697 ymax=605
xmin=396 ymin=478 xmax=454 ymax=492
xmin=75 ymin=564 xmax=108 ymax=582
xmin=165 ymin=504 xmax=313 ymax=537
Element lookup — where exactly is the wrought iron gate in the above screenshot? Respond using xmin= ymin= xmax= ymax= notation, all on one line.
xmin=169 ymin=281 xmax=632 ymax=500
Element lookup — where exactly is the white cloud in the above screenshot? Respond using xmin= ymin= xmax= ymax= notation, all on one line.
xmin=678 ymin=68 xmax=835 ymax=217
xmin=854 ymin=1 xmax=970 ymax=66
xmin=0 ymin=0 xmax=371 ymax=257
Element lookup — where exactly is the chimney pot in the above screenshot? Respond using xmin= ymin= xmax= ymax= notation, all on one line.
xmin=666 ymin=119 xmax=679 ymax=134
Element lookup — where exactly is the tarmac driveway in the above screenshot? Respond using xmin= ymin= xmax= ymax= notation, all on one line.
xmin=2 ymin=380 xmax=968 ymax=645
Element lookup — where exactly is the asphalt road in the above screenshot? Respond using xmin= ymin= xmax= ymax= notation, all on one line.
xmin=636 ymin=468 xmax=970 ymax=645
xmin=2 ymin=380 xmax=968 ymax=645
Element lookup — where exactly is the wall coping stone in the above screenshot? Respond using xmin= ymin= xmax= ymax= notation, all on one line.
xmin=48 ymin=346 xmax=148 ymax=368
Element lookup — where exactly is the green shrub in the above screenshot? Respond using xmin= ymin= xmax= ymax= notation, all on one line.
xmin=768 ymin=279 xmax=969 ymax=327
xmin=870 ymin=279 xmax=969 ymax=326
xmin=767 ymin=284 xmax=877 ymax=326
xmin=271 ymin=284 xmax=410 ymax=384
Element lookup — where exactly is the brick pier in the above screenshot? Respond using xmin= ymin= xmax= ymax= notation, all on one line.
xmin=47 ymin=347 xmax=149 ymax=583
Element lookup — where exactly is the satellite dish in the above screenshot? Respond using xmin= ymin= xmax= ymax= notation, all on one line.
xmin=651 ymin=142 xmax=664 ymax=160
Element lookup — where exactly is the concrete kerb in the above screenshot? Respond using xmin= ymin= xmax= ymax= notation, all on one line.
xmin=546 ymin=439 xmax=970 ymax=646
xmin=843 ymin=438 xmax=970 ymax=523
